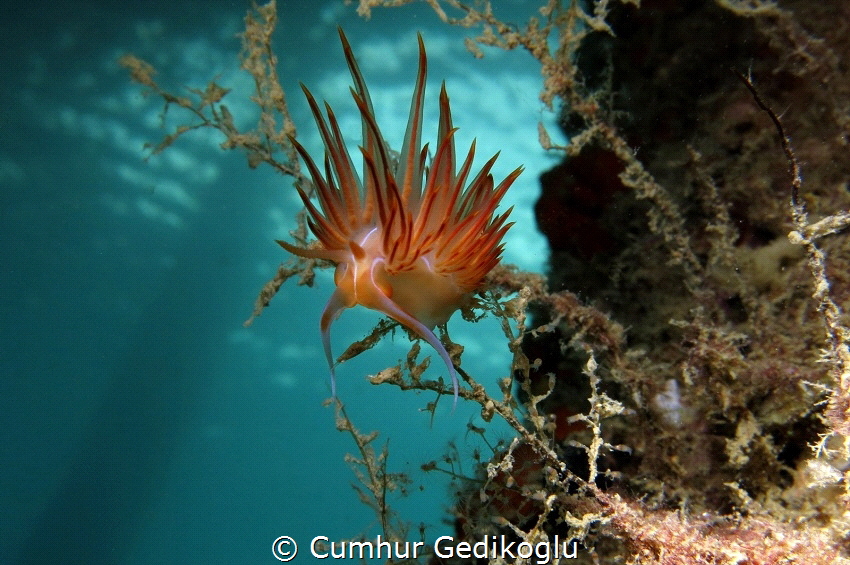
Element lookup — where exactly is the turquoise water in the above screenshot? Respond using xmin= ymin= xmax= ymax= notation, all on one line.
xmin=0 ymin=1 xmax=555 ymax=563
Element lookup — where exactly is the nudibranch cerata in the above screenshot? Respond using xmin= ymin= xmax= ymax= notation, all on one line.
xmin=278 ymin=28 xmax=522 ymax=404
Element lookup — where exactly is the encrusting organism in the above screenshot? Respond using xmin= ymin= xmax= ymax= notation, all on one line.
xmin=278 ymin=28 xmax=523 ymax=404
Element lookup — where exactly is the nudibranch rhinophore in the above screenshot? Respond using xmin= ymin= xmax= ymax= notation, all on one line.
xmin=279 ymin=28 xmax=522 ymax=405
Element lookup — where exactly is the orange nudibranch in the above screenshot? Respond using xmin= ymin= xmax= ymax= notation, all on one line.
xmin=278 ymin=28 xmax=522 ymax=406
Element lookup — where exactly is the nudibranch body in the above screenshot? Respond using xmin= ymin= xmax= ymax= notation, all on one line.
xmin=279 ymin=28 xmax=522 ymax=404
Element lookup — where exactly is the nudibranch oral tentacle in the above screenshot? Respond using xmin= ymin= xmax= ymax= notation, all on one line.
xmin=278 ymin=28 xmax=523 ymax=407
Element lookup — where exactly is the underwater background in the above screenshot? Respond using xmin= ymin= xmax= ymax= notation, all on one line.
xmin=0 ymin=1 xmax=555 ymax=563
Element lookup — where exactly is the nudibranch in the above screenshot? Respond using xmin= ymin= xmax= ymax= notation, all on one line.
xmin=279 ymin=28 xmax=522 ymax=404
